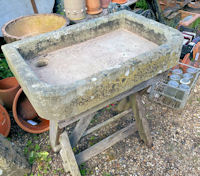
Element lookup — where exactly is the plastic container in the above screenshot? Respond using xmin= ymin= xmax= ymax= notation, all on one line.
xmin=164 ymin=80 xmax=179 ymax=97
xmin=187 ymin=67 xmax=198 ymax=74
xmin=179 ymin=84 xmax=190 ymax=90
xmin=149 ymin=62 xmax=200 ymax=109
xmin=170 ymin=74 xmax=181 ymax=81
xmin=172 ymin=69 xmax=183 ymax=75
xmin=180 ymin=78 xmax=191 ymax=85
xmin=183 ymin=73 xmax=193 ymax=79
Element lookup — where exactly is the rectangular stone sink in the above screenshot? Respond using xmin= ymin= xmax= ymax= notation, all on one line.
xmin=2 ymin=10 xmax=183 ymax=121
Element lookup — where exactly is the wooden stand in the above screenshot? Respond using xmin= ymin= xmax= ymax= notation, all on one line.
xmin=49 ymin=75 xmax=161 ymax=175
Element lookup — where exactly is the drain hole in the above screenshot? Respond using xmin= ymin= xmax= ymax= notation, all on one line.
xmin=35 ymin=58 xmax=48 ymax=67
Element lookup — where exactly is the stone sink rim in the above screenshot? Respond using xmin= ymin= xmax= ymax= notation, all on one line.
xmin=2 ymin=10 xmax=183 ymax=97
xmin=1 ymin=10 xmax=183 ymax=120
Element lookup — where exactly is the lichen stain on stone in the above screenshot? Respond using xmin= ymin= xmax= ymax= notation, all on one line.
xmin=68 ymin=53 xmax=178 ymax=115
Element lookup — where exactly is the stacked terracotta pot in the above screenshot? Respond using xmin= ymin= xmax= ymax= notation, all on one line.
xmin=0 ymin=77 xmax=49 ymax=136
xmin=64 ymin=0 xmax=128 ymax=20
xmin=86 ymin=0 xmax=127 ymax=15
xmin=0 ymin=77 xmax=19 ymax=137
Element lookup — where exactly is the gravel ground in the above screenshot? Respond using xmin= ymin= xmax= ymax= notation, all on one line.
xmin=8 ymin=78 xmax=200 ymax=176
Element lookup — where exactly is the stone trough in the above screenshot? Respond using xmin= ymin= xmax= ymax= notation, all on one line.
xmin=1 ymin=10 xmax=183 ymax=121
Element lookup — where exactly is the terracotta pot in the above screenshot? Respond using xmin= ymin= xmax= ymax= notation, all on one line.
xmin=180 ymin=14 xmax=200 ymax=27
xmin=86 ymin=0 xmax=103 ymax=15
xmin=2 ymin=14 xmax=68 ymax=43
xmin=180 ymin=53 xmax=190 ymax=72
xmin=17 ymin=94 xmax=37 ymax=120
xmin=13 ymin=88 xmax=49 ymax=134
xmin=188 ymin=2 xmax=200 ymax=10
xmin=112 ymin=0 xmax=127 ymax=4
xmin=179 ymin=10 xmax=197 ymax=20
xmin=0 ymin=77 xmax=20 ymax=109
xmin=0 ymin=104 xmax=11 ymax=137
xmin=101 ymin=0 xmax=111 ymax=8
xmin=64 ymin=0 xmax=86 ymax=21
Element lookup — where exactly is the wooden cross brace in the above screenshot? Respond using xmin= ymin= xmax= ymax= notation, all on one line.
xmin=49 ymin=92 xmax=153 ymax=175
xmin=48 ymin=74 xmax=164 ymax=175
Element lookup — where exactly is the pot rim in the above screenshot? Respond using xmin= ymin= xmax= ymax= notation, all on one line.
xmin=2 ymin=13 xmax=69 ymax=41
xmin=13 ymin=88 xmax=49 ymax=134
xmin=0 ymin=77 xmax=20 ymax=93
xmin=0 ymin=104 xmax=11 ymax=137
xmin=112 ymin=0 xmax=127 ymax=4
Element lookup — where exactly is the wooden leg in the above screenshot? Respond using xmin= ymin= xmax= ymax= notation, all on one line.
xmin=75 ymin=122 xmax=137 ymax=165
xmin=70 ymin=114 xmax=94 ymax=148
xmin=50 ymin=120 xmax=63 ymax=152
xmin=60 ymin=131 xmax=81 ymax=176
xmin=113 ymin=97 xmax=131 ymax=113
xmin=130 ymin=93 xmax=153 ymax=147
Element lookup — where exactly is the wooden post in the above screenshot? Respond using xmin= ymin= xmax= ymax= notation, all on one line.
xmin=30 ymin=0 xmax=38 ymax=13
xmin=76 ymin=123 xmax=137 ymax=165
xmin=50 ymin=120 xmax=62 ymax=152
xmin=130 ymin=93 xmax=153 ymax=147
xmin=60 ymin=131 xmax=81 ymax=176
xmin=70 ymin=114 xmax=94 ymax=148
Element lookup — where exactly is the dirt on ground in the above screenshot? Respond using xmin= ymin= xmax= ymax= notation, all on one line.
xmin=8 ymin=78 xmax=200 ymax=176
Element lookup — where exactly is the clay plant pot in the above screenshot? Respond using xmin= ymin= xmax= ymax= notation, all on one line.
xmin=188 ymin=2 xmax=200 ymax=10
xmin=13 ymin=88 xmax=49 ymax=134
xmin=0 ymin=77 xmax=20 ymax=109
xmin=101 ymin=0 xmax=111 ymax=8
xmin=179 ymin=10 xmax=197 ymax=20
xmin=180 ymin=14 xmax=200 ymax=27
xmin=64 ymin=0 xmax=86 ymax=21
xmin=0 ymin=104 xmax=11 ymax=137
xmin=86 ymin=0 xmax=103 ymax=15
xmin=180 ymin=53 xmax=191 ymax=72
xmin=112 ymin=0 xmax=127 ymax=4
xmin=2 ymin=14 xmax=68 ymax=43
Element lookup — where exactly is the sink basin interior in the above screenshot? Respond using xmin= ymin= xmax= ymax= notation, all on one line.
xmin=26 ymin=29 xmax=158 ymax=85
xmin=15 ymin=13 xmax=167 ymax=86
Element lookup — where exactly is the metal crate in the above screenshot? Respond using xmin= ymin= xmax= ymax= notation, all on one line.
xmin=150 ymin=62 xmax=200 ymax=109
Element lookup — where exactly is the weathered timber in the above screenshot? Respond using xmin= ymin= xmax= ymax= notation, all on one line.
xmin=130 ymin=93 xmax=153 ymax=147
xmin=114 ymin=97 xmax=131 ymax=113
xmin=60 ymin=149 xmax=69 ymax=173
xmin=70 ymin=113 xmax=94 ymax=148
xmin=75 ymin=122 xmax=137 ymax=165
xmin=50 ymin=120 xmax=62 ymax=152
xmin=82 ymin=109 xmax=132 ymax=137
xmin=59 ymin=132 xmax=81 ymax=176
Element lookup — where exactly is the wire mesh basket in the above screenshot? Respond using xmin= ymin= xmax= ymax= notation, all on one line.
xmin=149 ymin=62 xmax=200 ymax=109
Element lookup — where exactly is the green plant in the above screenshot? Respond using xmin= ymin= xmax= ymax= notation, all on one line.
xmin=88 ymin=136 xmax=96 ymax=146
xmin=80 ymin=163 xmax=92 ymax=176
xmin=191 ymin=18 xmax=200 ymax=31
xmin=103 ymin=173 xmax=111 ymax=176
xmin=24 ymin=140 xmax=52 ymax=175
xmin=0 ymin=53 xmax=13 ymax=78
xmin=135 ymin=0 xmax=148 ymax=10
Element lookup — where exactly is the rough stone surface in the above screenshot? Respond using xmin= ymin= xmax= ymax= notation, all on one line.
xmin=28 ymin=29 xmax=158 ymax=85
xmin=0 ymin=135 xmax=31 ymax=176
xmin=1 ymin=10 xmax=183 ymax=121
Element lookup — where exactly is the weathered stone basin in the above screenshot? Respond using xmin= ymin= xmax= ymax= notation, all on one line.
xmin=2 ymin=10 xmax=183 ymax=121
